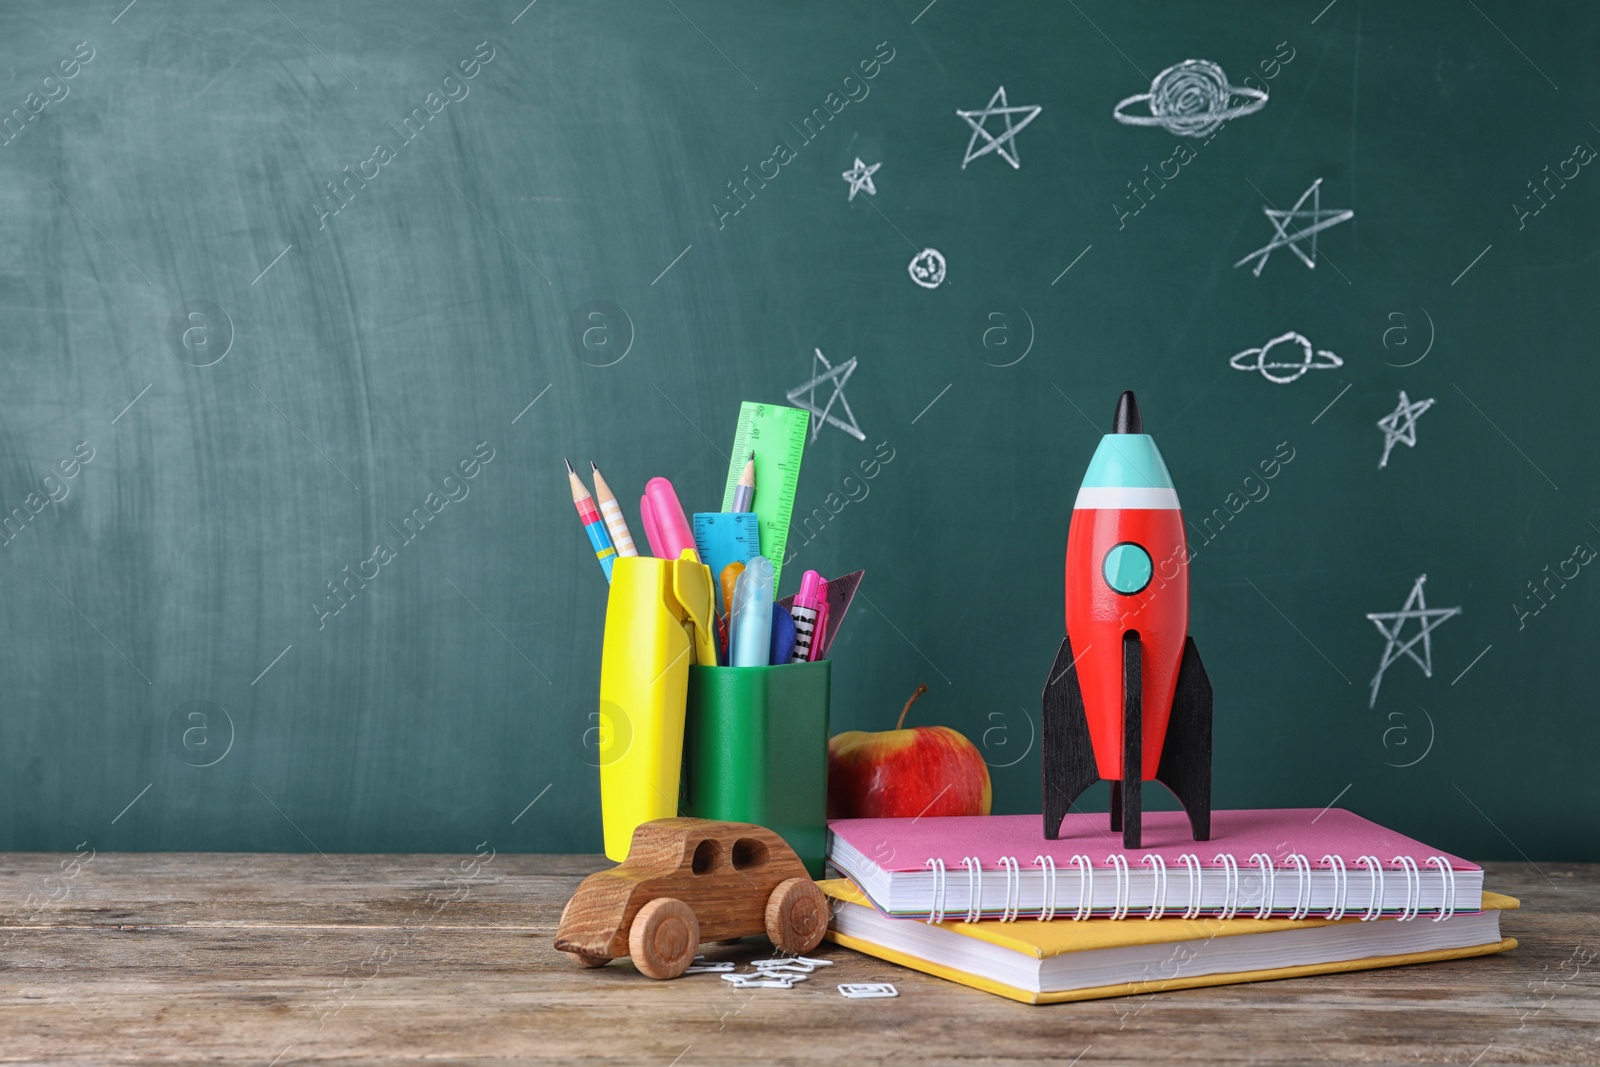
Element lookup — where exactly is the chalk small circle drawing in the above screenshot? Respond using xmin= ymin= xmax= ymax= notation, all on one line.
xmin=166 ymin=700 xmax=234 ymax=768
xmin=568 ymin=300 xmax=633 ymax=367
xmin=908 ymin=248 xmax=946 ymax=289
xmin=584 ymin=701 xmax=633 ymax=767
xmin=1113 ymin=59 xmax=1267 ymax=139
xmin=167 ymin=301 xmax=233 ymax=367
xmin=1229 ymin=331 xmax=1343 ymax=385
xmin=965 ymin=304 xmax=1034 ymax=367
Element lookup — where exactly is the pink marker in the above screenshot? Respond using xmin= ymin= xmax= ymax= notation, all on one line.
xmin=639 ymin=477 xmax=699 ymax=562
xmin=789 ymin=569 xmax=829 ymax=662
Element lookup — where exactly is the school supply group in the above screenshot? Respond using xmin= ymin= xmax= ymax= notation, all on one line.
xmin=566 ymin=387 xmax=1520 ymax=1001
xmin=567 ymin=401 xmax=866 ymax=871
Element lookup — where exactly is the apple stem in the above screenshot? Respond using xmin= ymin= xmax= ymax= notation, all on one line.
xmin=895 ymin=683 xmax=930 ymax=731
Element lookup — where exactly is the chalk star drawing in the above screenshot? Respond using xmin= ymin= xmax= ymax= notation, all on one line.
xmin=1229 ymin=331 xmax=1343 ymax=385
xmin=1366 ymin=574 xmax=1461 ymax=708
xmin=1113 ymin=59 xmax=1268 ymax=138
xmin=1234 ymin=178 xmax=1354 ymax=276
xmin=842 ymin=158 xmax=880 ymax=201
xmin=908 ymin=248 xmax=947 ymax=289
xmin=787 ymin=348 xmax=865 ymax=443
xmin=956 ymin=86 xmax=1042 ymax=170
xmin=1376 ymin=390 xmax=1436 ymax=468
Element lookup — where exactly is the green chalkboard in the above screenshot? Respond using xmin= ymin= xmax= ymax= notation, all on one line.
xmin=0 ymin=0 xmax=1595 ymax=862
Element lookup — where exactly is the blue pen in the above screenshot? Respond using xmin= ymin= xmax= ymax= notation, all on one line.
xmin=729 ymin=555 xmax=775 ymax=667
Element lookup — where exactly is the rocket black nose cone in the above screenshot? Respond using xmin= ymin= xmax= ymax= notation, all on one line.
xmin=1113 ymin=390 xmax=1143 ymax=434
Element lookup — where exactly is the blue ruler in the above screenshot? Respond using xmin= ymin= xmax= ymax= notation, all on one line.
xmin=692 ymin=512 xmax=760 ymax=606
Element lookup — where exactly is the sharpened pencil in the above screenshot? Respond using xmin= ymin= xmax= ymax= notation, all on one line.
xmin=589 ymin=461 xmax=638 ymax=557
xmin=566 ymin=458 xmax=617 ymax=581
xmin=731 ymin=450 xmax=756 ymax=512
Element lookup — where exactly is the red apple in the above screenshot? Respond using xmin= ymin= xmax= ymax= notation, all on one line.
xmin=827 ymin=684 xmax=993 ymax=819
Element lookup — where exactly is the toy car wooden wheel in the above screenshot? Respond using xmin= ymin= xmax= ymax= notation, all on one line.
xmin=558 ymin=898 xmax=609 ymax=968
xmin=628 ymin=897 xmax=700 ymax=979
xmin=764 ymin=877 xmax=828 ymax=955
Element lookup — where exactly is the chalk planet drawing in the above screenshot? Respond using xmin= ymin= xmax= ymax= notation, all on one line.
xmin=1229 ymin=331 xmax=1344 ymax=385
xmin=1112 ymin=59 xmax=1267 ymax=138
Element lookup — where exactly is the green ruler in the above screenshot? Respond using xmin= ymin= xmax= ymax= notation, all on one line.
xmin=720 ymin=402 xmax=809 ymax=592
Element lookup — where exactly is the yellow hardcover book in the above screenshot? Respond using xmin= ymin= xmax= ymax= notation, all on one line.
xmin=822 ymin=880 xmax=1518 ymax=1005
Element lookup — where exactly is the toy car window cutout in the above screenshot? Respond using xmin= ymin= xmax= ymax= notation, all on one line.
xmin=731 ymin=837 xmax=768 ymax=871
xmin=691 ymin=838 xmax=719 ymax=874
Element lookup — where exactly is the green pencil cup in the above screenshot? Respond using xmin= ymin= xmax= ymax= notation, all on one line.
xmin=683 ymin=660 xmax=831 ymax=878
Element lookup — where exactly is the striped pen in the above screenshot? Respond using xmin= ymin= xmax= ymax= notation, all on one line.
xmin=589 ymin=462 xmax=638 ymax=557
xmin=565 ymin=458 xmax=617 ymax=581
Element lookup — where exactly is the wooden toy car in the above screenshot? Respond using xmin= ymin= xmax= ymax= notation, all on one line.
xmin=555 ymin=818 xmax=829 ymax=979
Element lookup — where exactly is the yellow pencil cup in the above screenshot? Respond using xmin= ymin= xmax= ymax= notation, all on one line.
xmin=597 ymin=553 xmax=718 ymax=862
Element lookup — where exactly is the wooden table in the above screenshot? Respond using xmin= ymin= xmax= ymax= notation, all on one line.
xmin=1 ymin=854 xmax=1594 ymax=1065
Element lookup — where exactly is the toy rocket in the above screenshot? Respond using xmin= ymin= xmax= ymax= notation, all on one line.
xmin=1042 ymin=391 xmax=1212 ymax=849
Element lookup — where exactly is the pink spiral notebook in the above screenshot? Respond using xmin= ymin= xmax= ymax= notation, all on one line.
xmin=826 ymin=809 xmax=1483 ymax=922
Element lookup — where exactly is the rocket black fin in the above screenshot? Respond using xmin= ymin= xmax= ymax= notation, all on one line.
xmin=1041 ymin=636 xmax=1099 ymax=840
xmin=1156 ymin=636 xmax=1213 ymax=842
xmin=1122 ymin=631 xmax=1143 ymax=850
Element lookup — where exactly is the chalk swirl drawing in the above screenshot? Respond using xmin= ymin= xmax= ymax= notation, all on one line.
xmin=1229 ymin=331 xmax=1343 ymax=384
xmin=1113 ymin=59 xmax=1267 ymax=138
xmin=1377 ymin=390 xmax=1436 ymax=469
xmin=956 ymin=86 xmax=1042 ymax=169
xmin=908 ymin=248 xmax=947 ymax=289
xmin=1234 ymin=178 xmax=1353 ymax=276
xmin=787 ymin=348 xmax=865 ymax=443
xmin=1366 ymin=574 xmax=1461 ymax=708
xmin=841 ymin=157 xmax=880 ymax=201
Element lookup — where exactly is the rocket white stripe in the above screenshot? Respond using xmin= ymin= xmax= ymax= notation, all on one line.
xmin=1073 ymin=486 xmax=1181 ymax=510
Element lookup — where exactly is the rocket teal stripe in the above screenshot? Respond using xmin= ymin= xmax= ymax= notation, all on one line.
xmin=1080 ymin=434 xmax=1175 ymax=490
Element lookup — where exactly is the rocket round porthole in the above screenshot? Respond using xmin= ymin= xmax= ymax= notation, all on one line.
xmin=1102 ymin=542 xmax=1153 ymax=595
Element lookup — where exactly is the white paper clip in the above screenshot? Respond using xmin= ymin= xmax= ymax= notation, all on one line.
xmin=838 ymin=982 xmax=898 ymax=999
xmin=752 ymin=961 xmax=811 ymax=975
xmin=684 ymin=961 xmax=735 ymax=974
xmin=753 ymin=955 xmax=833 ymax=974
xmin=721 ymin=972 xmax=806 ymax=989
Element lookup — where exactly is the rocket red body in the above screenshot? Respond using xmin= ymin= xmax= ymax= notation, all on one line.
xmin=1065 ymin=509 xmax=1188 ymax=780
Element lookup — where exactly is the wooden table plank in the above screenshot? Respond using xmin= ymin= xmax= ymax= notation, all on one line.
xmin=1 ymin=855 xmax=1595 ymax=1065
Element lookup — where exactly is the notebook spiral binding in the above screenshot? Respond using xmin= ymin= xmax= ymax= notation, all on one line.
xmin=1141 ymin=855 xmax=1166 ymax=921
xmin=1322 ymin=854 xmax=1348 ymax=921
xmin=919 ymin=851 xmax=1462 ymax=924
